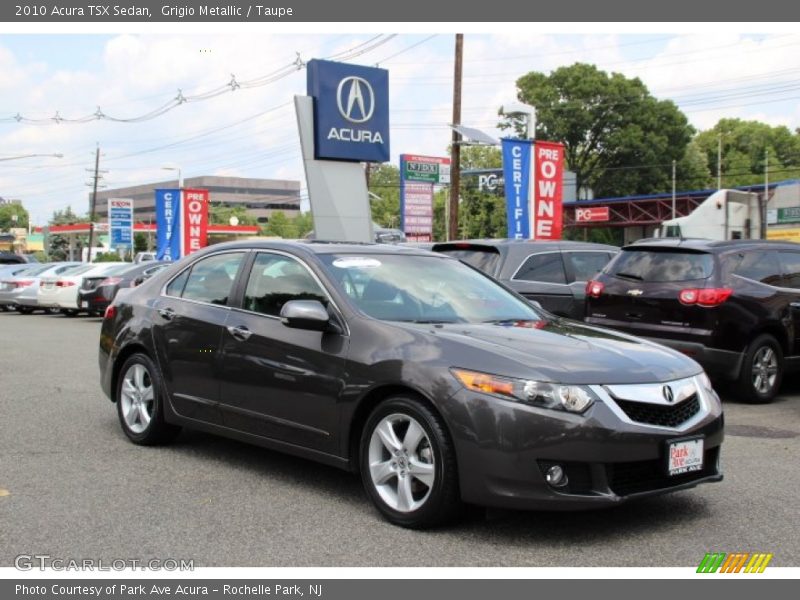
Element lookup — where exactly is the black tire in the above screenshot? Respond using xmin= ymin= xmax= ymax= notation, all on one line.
xmin=15 ymin=306 xmax=33 ymax=314
xmin=61 ymin=309 xmax=79 ymax=317
xmin=735 ymin=334 xmax=783 ymax=404
xmin=359 ymin=396 xmax=463 ymax=529
xmin=115 ymin=353 xmax=181 ymax=445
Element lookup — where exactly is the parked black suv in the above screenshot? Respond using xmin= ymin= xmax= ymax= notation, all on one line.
xmin=585 ymin=238 xmax=800 ymax=403
xmin=431 ymin=239 xmax=617 ymax=320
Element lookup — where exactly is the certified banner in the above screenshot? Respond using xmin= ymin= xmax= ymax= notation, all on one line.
xmin=155 ymin=189 xmax=182 ymax=261
xmin=182 ymin=188 xmax=209 ymax=256
xmin=501 ymin=138 xmax=533 ymax=239
xmin=533 ymin=141 xmax=565 ymax=240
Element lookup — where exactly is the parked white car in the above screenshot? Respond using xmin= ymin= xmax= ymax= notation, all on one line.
xmin=2 ymin=262 xmax=82 ymax=313
xmin=38 ymin=262 xmax=128 ymax=316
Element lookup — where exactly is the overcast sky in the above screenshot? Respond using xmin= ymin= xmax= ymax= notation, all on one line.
xmin=1 ymin=31 xmax=798 ymax=224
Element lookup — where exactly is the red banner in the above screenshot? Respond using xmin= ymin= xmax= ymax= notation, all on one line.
xmin=182 ymin=188 xmax=209 ymax=256
xmin=575 ymin=206 xmax=610 ymax=222
xmin=532 ymin=141 xmax=564 ymax=240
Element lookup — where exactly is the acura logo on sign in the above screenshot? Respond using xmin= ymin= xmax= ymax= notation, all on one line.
xmin=337 ymin=76 xmax=375 ymax=123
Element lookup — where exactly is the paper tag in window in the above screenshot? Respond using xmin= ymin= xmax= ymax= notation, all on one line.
xmin=332 ymin=257 xmax=382 ymax=269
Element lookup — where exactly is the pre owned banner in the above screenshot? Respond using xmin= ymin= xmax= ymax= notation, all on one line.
xmin=155 ymin=189 xmax=181 ymax=261
xmin=532 ymin=141 xmax=565 ymax=240
xmin=182 ymin=189 xmax=209 ymax=256
xmin=501 ymin=139 xmax=533 ymax=239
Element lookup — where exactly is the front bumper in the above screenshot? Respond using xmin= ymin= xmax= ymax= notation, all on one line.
xmin=442 ymin=378 xmax=723 ymax=511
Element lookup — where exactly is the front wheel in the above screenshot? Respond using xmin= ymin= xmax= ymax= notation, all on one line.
xmin=359 ymin=396 xmax=462 ymax=528
xmin=116 ymin=353 xmax=180 ymax=445
xmin=61 ymin=308 xmax=79 ymax=317
xmin=736 ymin=334 xmax=783 ymax=404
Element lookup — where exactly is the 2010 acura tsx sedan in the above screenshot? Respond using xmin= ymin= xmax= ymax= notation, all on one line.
xmin=99 ymin=240 xmax=724 ymax=528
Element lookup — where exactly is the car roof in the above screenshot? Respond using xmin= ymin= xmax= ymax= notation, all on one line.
xmin=627 ymin=238 xmax=800 ymax=252
xmin=188 ymin=239 xmax=442 ymax=258
xmin=431 ymin=239 xmax=618 ymax=252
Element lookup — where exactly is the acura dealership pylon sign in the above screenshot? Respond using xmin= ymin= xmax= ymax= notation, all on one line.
xmin=307 ymin=59 xmax=390 ymax=162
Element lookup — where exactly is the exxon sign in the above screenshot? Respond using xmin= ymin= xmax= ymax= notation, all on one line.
xmin=307 ymin=59 xmax=390 ymax=163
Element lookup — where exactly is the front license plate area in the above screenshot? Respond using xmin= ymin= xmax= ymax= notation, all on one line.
xmin=667 ymin=437 xmax=704 ymax=476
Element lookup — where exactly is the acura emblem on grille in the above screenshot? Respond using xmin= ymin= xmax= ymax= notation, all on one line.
xmin=663 ymin=385 xmax=674 ymax=403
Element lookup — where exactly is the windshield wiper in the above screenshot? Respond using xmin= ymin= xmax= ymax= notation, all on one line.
xmin=614 ymin=272 xmax=644 ymax=281
xmin=394 ymin=319 xmax=457 ymax=324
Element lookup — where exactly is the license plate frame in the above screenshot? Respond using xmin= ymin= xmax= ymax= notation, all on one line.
xmin=666 ymin=436 xmax=704 ymax=476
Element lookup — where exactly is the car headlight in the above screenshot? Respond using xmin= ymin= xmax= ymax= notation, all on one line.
xmin=451 ymin=369 xmax=595 ymax=414
xmin=697 ymin=371 xmax=720 ymax=403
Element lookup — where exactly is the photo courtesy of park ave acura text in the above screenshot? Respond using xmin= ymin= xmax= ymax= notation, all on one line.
xmin=1 ymin=19 xmax=799 ymax=575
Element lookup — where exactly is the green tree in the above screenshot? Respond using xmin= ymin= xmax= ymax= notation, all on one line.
xmin=262 ymin=211 xmax=298 ymax=238
xmin=209 ymin=203 xmax=258 ymax=226
xmin=507 ymin=63 xmax=695 ymax=198
xmin=0 ymin=202 xmax=29 ymax=231
xmin=695 ymin=119 xmax=800 ymax=187
xmin=367 ymin=164 xmax=401 ymax=228
xmin=454 ymin=146 xmax=505 ymax=239
xmin=46 ymin=206 xmax=86 ymax=260
xmin=133 ymin=232 xmax=149 ymax=253
xmin=293 ymin=212 xmax=314 ymax=238
xmin=676 ymin=140 xmax=713 ymax=190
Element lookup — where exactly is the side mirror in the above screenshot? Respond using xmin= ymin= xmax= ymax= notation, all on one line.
xmin=280 ymin=300 xmax=331 ymax=332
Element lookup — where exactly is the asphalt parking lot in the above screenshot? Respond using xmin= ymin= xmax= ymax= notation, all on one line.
xmin=1 ymin=310 xmax=799 ymax=567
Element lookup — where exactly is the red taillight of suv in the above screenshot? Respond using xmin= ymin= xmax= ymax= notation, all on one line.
xmin=104 ymin=305 xmax=117 ymax=320
xmin=679 ymin=288 xmax=732 ymax=307
xmin=55 ymin=280 xmax=76 ymax=288
xmin=586 ymin=280 xmax=605 ymax=298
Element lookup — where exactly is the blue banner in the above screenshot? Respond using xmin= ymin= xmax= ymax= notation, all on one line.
xmin=307 ymin=59 xmax=390 ymax=162
xmin=155 ymin=189 xmax=181 ymax=262
xmin=502 ymin=138 xmax=533 ymax=239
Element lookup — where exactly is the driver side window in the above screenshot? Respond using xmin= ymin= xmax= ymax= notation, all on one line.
xmin=243 ymin=253 xmax=328 ymax=317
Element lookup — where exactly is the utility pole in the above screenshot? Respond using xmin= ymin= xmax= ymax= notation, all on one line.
xmin=671 ymin=160 xmax=677 ymax=220
xmin=717 ymin=134 xmax=722 ymax=189
xmin=448 ymin=33 xmax=463 ymax=241
xmin=86 ymin=144 xmax=101 ymax=262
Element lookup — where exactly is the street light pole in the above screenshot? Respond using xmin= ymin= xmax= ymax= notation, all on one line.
xmin=0 ymin=153 xmax=63 ymax=162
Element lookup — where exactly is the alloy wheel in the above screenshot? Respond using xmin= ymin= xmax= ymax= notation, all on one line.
xmin=119 ymin=364 xmax=155 ymax=434
xmin=752 ymin=346 xmax=778 ymax=395
xmin=368 ymin=413 xmax=435 ymax=513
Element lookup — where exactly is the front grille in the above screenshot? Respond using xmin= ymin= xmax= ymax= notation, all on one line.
xmin=607 ymin=447 xmax=719 ymax=496
xmin=615 ymin=394 xmax=700 ymax=428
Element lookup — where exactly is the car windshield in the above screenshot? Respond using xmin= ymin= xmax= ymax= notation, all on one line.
xmin=319 ymin=253 xmax=540 ymax=324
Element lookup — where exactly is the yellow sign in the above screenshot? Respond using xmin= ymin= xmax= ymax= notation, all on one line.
xmin=767 ymin=228 xmax=800 ymax=242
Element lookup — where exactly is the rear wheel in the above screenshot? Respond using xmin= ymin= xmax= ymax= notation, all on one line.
xmin=61 ymin=308 xmax=79 ymax=317
xmin=16 ymin=306 xmax=33 ymax=314
xmin=116 ymin=353 xmax=181 ymax=445
xmin=359 ymin=396 xmax=462 ymax=529
xmin=736 ymin=334 xmax=783 ymax=404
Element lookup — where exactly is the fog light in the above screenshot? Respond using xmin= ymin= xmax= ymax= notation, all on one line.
xmin=545 ymin=465 xmax=568 ymax=488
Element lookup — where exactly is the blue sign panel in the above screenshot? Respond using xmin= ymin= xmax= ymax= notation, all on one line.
xmin=108 ymin=198 xmax=133 ymax=249
xmin=502 ymin=139 xmax=533 ymax=239
xmin=155 ymin=189 xmax=181 ymax=262
xmin=307 ymin=59 xmax=390 ymax=162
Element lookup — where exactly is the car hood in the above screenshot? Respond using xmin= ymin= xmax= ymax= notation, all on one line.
xmin=397 ymin=318 xmax=701 ymax=385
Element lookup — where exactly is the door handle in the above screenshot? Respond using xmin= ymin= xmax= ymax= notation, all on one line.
xmin=158 ymin=307 xmax=175 ymax=320
xmin=790 ymin=302 xmax=800 ymax=309
xmin=227 ymin=325 xmax=252 ymax=341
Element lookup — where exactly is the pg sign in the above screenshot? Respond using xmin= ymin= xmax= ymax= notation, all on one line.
xmin=307 ymin=59 xmax=390 ymax=162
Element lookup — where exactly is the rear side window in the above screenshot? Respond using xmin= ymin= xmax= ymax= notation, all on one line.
xmin=169 ymin=253 xmax=244 ymax=305
xmin=433 ymin=246 xmax=501 ymax=275
xmin=514 ymin=253 xmax=567 ymax=284
xmin=608 ymin=250 xmax=713 ymax=282
xmin=727 ymin=251 xmax=781 ymax=286
xmin=567 ymin=252 xmax=614 ymax=282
